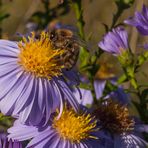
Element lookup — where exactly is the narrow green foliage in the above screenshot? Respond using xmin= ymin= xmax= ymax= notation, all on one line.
xmin=118 ymin=74 xmax=128 ymax=84
xmin=137 ymin=51 xmax=148 ymax=67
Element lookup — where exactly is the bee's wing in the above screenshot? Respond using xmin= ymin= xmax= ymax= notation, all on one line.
xmin=71 ymin=35 xmax=90 ymax=51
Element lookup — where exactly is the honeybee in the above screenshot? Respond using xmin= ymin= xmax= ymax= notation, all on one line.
xmin=49 ymin=28 xmax=82 ymax=70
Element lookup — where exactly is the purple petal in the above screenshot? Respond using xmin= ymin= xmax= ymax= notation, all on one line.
xmin=98 ymin=27 xmax=129 ymax=55
xmin=94 ymin=80 xmax=106 ymax=99
xmin=124 ymin=5 xmax=148 ymax=35
xmin=8 ymin=121 xmax=38 ymax=141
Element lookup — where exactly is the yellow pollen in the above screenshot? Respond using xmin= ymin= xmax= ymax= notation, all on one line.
xmin=53 ymin=108 xmax=98 ymax=143
xmin=94 ymin=99 xmax=135 ymax=134
xmin=18 ymin=32 xmax=64 ymax=79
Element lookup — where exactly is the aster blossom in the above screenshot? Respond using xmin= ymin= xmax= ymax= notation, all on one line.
xmin=0 ymin=32 xmax=79 ymax=125
xmin=8 ymin=106 xmax=101 ymax=148
xmin=124 ymin=5 xmax=148 ymax=35
xmin=98 ymin=27 xmax=129 ymax=55
xmin=93 ymin=99 xmax=148 ymax=148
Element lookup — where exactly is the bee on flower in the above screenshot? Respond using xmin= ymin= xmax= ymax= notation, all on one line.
xmin=0 ymin=31 xmax=80 ymax=125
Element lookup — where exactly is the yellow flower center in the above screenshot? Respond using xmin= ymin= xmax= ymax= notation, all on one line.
xmin=18 ymin=32 xmax=64 ymax=79
xmin=94 ymin=99 xmax=134 ymax=134
xmin=53 ymin=108 xmax=98 ymax=143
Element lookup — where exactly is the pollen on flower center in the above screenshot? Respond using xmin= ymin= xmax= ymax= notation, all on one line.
xmin=94 ymin=99 xmax=135 ymax=134
xmin=18 ymin=32 xmax=64 ymax=79
xmin=53 ymin=108 xmax=98 ymax=143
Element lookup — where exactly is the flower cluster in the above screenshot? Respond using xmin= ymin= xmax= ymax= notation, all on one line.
xmin=0 ymin=3 xmax=148 ymax=148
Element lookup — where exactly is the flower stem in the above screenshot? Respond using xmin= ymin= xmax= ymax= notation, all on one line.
xmin=90 ymin=77 xmax=98 ymax=105
xmin=72 ymin=0 xmax=98 ymax=105
xmin=110 ymin=7 xmax=123 ymax=30
xmin=72 ymin=0 xmax=85 ymax=40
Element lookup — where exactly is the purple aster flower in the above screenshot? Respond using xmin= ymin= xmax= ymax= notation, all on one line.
xmin=98 ymin=27 xmax=129 ymax=55
xmin=0 ymin=132 xmax=22 ymax=148
xmin=8 ymin=107 xmax=101 ymax=148
xmin=0 ymin=31 xmax=79 ymax=125
xmin=94 ymin=99 xmax=148 ymax=148
xmin=124 ymin=5 xmax=148 ymax=35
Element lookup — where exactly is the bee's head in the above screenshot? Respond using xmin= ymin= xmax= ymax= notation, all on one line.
xmin=50 ymin=30 xmax=56 ymax=40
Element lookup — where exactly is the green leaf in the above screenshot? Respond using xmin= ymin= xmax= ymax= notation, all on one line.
xmin=79 ymin=82 xmax=91 ymax=90
xmin=103 ymin=81 xmax=118 ymax=96
xmin=137 ymin=52 xmax=148 ymax=67
xmin=79 ymin=47 xmax=90 ymax=69
xmin=0 ymin=13 xmax=9 ymax=22
xmin=130 ymin=78 xmax=138 ymax=89
xmin=117 ymin=74 xmax=128 ymax=84
xmin=126 ymin=66 xmax=134 ymax=78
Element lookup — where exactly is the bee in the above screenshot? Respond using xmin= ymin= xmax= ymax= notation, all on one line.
xmin=49 ymin=28 xmax=82 ymax=70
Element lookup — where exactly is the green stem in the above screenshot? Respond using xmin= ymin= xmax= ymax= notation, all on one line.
xmin=72 ymin=0 xmax=99 ymax=105
xmin=129 ymin=74 xmax=148 ymax=124
xmin=43 ymin=1 xmax=50 ymax=27
xmin=90 ymin=77 xmax=98 ymax=105
xmin=119 ymin=64 xmax=148 ymax=123
xmin=136 ymin=90 xmax=148 ymax=124
xmin=72 ymin=0 xmax=85 ymax=40
xmin=110 ymin=7 xmax=123 ymax=30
